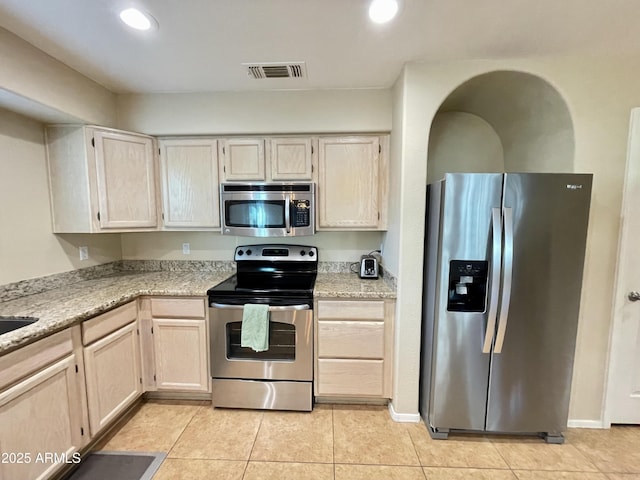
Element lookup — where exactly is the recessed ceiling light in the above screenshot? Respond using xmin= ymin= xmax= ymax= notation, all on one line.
xmin=368 ymin=0 xmax=399 ymax=24
xmin=119 ymin=7 xmax=157 ymax=31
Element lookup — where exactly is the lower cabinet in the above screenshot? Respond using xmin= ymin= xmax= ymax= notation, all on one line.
xmin=0 ymin=329 xmax=86 ymax=480
xmin=315 ymin=299 xmax=394 ymax=398
xmin=82 ymin=301 xmax=142 ymax=437
xmin=140 ymin=297 xmax=210 ymax=393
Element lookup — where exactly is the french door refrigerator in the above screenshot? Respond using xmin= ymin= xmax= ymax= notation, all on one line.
xmin=420 ymin=173 xmax=592 ymax=443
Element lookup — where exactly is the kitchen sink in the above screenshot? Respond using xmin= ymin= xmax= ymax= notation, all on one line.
xmin=0 ymin=316 xmax=38 ymax=335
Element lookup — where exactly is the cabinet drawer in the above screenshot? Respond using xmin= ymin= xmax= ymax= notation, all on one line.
xmin=0 ymin=329 xmax=73 ymax=391
xmin=150 ymin=297 xmax=206 ymax=319
xmin=318 ymin=321 xmax=384 ymax=358
xmin=317 ymin=300 xmax=384 ymax=320
xmin=317 ymin=359 xmax=383 ymax=396
xmin=82 ymin=301 xmax=137 ymax=345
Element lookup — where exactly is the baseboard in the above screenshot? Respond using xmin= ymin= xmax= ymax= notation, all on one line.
xmin=388 ymin=401 xmax=421 ymax=423
xmin=567 ymin=419 xmax=607 ymax=429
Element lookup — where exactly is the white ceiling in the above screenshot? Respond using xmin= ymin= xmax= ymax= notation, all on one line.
xmin=0 ymin=0 xmax=639 ymax=94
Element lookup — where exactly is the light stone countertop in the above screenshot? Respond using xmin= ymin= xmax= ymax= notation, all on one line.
xmin=314 ymin=272 xmax=396 ymax=299
xmin=0 ymin=270 xmax=396 ymax=356
xmin=0 ymin=271 xmax=230 ymax=355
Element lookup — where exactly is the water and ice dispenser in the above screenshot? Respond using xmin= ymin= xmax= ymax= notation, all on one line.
xmin=447 ymin=260 xmax=489 ymax=312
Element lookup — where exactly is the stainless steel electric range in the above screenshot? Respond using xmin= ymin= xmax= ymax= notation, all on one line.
xmin=207 ymin=244 xmax=317 ymax=411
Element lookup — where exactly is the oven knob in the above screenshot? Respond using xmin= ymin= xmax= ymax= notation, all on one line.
xmin=300 ymin=250 xmax=306 ymax=256
xmin=308 ymin=250 xmax=315 ymax=257
xmin=237 ymin=250 xmax=244 ymax=256
xmin=246 ymin=249 xmax=252 ymax=256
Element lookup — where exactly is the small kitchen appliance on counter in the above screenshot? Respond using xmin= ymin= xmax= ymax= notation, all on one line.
xmin=207 ymin=244 xmax=317 ymax=411
xmin=359 ymin=255 xmax=379 ymax=279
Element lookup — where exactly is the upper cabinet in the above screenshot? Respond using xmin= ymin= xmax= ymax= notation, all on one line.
xmin=219 ymin=138 xmax=266 ymax=181
xmin=45 ymin=126 xmax=389 ymax=233
xmin=46 ymin=125 xmax=158 ymax=233
xmin=317 ymin=135 xmax=388 ymax=230
xmin=269 ymin=137 xmax=315 ymax=181
xmin=158 ymin=138 xmax=220 ymax=229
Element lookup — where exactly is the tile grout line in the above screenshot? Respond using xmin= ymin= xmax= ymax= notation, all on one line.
xmin=164 ymin=403 xmax=205 ymax=460
xmin=241 ymin=410 xmax=265 ymax=479
xmin=404 ymin=422 xmax=428 ymax=479
xmin=331 ymin=404 xmax=336 ymax=480
xmin=487 ymin=436 xmax=520 ymax=478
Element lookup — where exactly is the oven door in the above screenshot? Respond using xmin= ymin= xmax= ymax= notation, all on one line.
xmin=209 ymin=303 xmax=313 ymax=382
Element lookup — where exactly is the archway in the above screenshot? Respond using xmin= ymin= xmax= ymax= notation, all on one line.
xmin=427 ymin=71 xmax=575 ymax=183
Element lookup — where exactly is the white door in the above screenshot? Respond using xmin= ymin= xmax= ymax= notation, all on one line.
xmin=606 ymin=108 xmax=640 ymax=424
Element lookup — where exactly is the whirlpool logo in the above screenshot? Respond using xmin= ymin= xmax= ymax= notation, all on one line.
xmin=566 ymin=184 xmax=583 ymax=190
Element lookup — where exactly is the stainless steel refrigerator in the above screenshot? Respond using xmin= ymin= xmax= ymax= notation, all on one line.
xmin=420 ymin=173 xmax=592 ymax=443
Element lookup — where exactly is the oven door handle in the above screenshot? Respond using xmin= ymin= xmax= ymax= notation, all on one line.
xmin=210 ymin=303 xmax=310 ymax=311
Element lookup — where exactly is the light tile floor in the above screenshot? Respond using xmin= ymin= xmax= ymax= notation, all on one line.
xmin=97 ymin=400 xmax=640 ymax=480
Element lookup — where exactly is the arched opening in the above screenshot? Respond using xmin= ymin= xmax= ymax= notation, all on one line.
xmin=427 ymin=71 xmax=575 ymax=183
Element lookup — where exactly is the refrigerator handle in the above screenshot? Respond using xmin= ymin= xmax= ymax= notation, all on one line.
xmin=494 ymin=207 xmax=514 ymax=354
xmin=482 ymin=207 xmax=502 ymax=353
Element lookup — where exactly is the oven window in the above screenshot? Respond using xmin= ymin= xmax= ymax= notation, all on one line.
xmin=226 ymin=321 xmax=296 ymax=360
xmin=225 ymin=200 xmax=285 ymax=228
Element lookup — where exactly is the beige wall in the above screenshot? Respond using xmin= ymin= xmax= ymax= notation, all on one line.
xmin=0 ymin=27 xmax=116 ymax=126
xmin=120 ymin=231 xmax=384 ymax=264
xmin=0 ymin=108 xmax=122 ymax=284
xmin=385 ymin=56 xmax=640 ymax=424
xmin=427 ymin=112 xmax=504 ymax=184
xmin=116 ymin=90 xmax=392 ymax=135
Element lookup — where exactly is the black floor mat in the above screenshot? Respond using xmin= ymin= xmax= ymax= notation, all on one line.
xmin=65 ymin=452 xmax=166 ymax=480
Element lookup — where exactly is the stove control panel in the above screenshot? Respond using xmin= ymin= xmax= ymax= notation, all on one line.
xmin=235 ymin=244 xmax=318 ymax=262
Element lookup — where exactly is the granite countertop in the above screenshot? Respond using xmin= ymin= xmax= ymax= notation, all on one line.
xmin=0 ymin=270 xmax=396 ymax=356
xmin=0 ymin=271 xmax=231 ymax=355
xmin=314 ymin=272 xmax=396 ymax=299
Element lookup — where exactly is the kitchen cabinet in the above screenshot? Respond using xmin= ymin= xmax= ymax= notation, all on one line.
xmin=220 ymin=137 xmax=266 ymax=181
xmin=158 ymin=138 xmax=220 ymax=229
xmin=0 ymin=329 xmax=86 ymax=480
xmin=315 ymin=299 xmax=394 ymax=398
xmin=82 ymin=301 xmax=142 ymax=436
xmin=317 ymin=135 xmax=389 ymax=230
xmin=140 ymin=297 xmax=210 ymax=393
xmin=45 ymin=125 xmax=158 ymax=233
xmin=269 ymin=137 xmax=315 ymax=181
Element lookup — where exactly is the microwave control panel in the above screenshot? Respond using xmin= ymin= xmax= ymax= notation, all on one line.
xmin=291 ymin=200 xmax=311 ymax=227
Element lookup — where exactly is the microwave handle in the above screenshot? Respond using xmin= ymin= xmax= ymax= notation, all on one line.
xmin=285 ymin=194 xmax=291 ymax=233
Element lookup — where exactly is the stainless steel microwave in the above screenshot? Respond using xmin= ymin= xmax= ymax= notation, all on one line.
xmin=220 ymin=183 xmax=315 ymax=237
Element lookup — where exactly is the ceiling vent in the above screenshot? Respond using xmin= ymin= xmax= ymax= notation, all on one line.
xmin=243 ymin=62 xmax=306 ymax=79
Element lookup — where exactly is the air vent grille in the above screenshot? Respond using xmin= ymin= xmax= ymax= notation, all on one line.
xmin=244 ymin=62 xmax=306 ymax=80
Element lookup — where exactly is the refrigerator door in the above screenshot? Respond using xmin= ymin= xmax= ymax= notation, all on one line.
xmin=425 ymin=173 xmax=503 ymax=431
xmin=486 ymin=173 xmax=592 ymax=434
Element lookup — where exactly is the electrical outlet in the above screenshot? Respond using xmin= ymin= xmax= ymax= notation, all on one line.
xmin=182 ymin=243 xmax=190 ymax=255
xmin=79 ymin=246 xmax=89 ymax=261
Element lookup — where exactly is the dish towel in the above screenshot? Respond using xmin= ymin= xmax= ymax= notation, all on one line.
xmin=241 ymin=303 xmax=270 ymax=352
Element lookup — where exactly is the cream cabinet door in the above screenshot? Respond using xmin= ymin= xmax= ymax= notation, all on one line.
xmin=220 ymin=138 xmax=266 ymax=181
xmin=317 ymin=136 xmax=382 ymax=229
xmin=269 ymin=137 xmax=314 ymax=180
xmin=0 ymin=355 xmax=83 ymax=480
xmin=93 ymin=129 xmax=158 ymax=229
xmin=159 ymin=139 xmax=220 ymax=228
xmin=152 ymin=318 xmax=209 ymax=392
xmin=83 ymin=321 xmax=142 ymax=436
